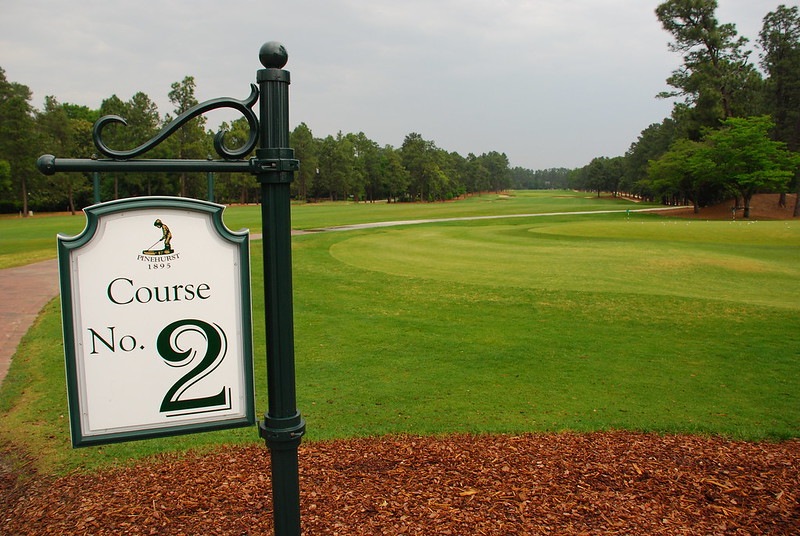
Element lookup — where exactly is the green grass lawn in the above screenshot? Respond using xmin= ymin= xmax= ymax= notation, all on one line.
xmin=225 ymin=189 xmax=658 ymax=233
xmin=0 ymin=191 xmax=656 ymax=269
xmin=1 ymin=194 xmax=798 ymax=474
xmin=0 ymin=214 xmax=86 ymax=268
xmin=294 ymin=214 xmax=799 ymax=441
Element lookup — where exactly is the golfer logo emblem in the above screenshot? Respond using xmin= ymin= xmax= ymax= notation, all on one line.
xmin=143 ymin=219 xmax=174 ymax=256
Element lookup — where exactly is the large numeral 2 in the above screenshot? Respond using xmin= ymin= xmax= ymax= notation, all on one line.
xmin=157 ymin=319 xmax=229 ymax=414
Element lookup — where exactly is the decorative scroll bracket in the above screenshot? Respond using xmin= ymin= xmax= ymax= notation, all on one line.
xmin=94 ymin=84 xmax=260 ymax=160
xmin=37 ymin=81 xmax=298 ymax=178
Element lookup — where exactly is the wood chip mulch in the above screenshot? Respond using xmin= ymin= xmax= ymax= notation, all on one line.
xmin=1 ymin=431 xmax=798 ymax=535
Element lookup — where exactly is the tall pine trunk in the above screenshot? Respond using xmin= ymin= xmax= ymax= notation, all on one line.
xmin=743 ymin=194 xmax=752 ymax=219
xmin=794 ymin=180 xmax=800 ymax=217
xmin=68 ymin=182 xmax=75 ymax=215
xmin=21 ymin=177 xmax=28 ymax=217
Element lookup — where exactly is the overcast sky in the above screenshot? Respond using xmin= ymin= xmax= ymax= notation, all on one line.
xmin=0 ymin=0 xmax=776 ymax=170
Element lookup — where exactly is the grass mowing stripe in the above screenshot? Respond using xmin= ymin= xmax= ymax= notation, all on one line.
xmin=328 ymin=214 xmax=800 ymax=310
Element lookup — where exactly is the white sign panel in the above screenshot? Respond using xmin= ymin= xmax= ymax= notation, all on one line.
xmin=58 ymin=197 xmax=254 ymax=447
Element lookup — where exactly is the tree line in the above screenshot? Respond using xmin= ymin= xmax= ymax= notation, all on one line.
xmin=569 ymin=1 xmax=800 ymax=218
xmin=287 ymin=128 xmax=573 ymax=202
xmin=0 ymin=71 xmax=525 ymax=215
xmin=288 ymin=127 xmax=515 ymax=203
xmin=0 ymin=75 xmax=217 ymax=214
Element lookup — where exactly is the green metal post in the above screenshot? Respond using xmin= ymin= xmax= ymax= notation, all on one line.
xmin=207 ymin=155 xmax=215 ymax=202
xmin=255 ymin=42 xmax=305 ymax=536
xmin=92 ymin=172 xmax=100 ymax=204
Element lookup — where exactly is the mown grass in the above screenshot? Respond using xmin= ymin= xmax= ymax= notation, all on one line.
xmin=1 ymin=195 xmax=798 ymax=475
xmin=293 ymin=215 xmax=799 ymax=443
xmin=0 ymin=191 xmax=654 ymax=269
xmin=224 ymin=189 xmax=655 ymax=233
xmin=329 ymin=217 xmax=800 ymax=309
xmin=0 ymin=215 xmax=85 ymax=269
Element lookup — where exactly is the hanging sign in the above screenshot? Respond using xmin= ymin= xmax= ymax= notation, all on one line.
xmin=58 ymin=197 xmax=255 ymax=447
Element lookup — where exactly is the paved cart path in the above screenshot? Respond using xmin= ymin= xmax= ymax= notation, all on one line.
xmin=295 ymin=206 xmax=684 ymax=233
xmin=0 ymin=205 xmax=688 ymax=386
xmin=0 ymin=259 xmax=60 ymax=385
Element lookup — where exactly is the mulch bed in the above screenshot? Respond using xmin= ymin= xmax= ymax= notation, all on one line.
xmin=2 ymin=432 xmax=798 ymax=535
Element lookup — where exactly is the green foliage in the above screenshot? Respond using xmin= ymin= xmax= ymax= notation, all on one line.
xmin=96 ymin=92 xmax=166 ymax=200
xmin=166 ymin=76 xmax=209 ymax=198
xmin=61 ymin=103 xmax=100 ymax=123
xmin=703 ymin=116 xmax=798 ymax=216
xmin=0 ymin=64 xmax=525 ymax=209
xmin=584 ymin=156 xmax=625 ymax=196
xmin=624 ymin=119 xmax=680 ymax=193
xmin=656 ymin=0 xmax=763 ymax=136
xmin=214 ymin=117 xmax=259 ymax=204
xmin=509 ymin=167 xmax=571 ymax=190
xmin=286 ymin=126 xmax=513 ymax=203
xmin=645 ymin=116 xmax=798 ymax=215
xmin=759 ymin=4 xmax=800 ymax=152
xmin=607 ymin=5 xmax=800 ymax=209
xmin=647 ymin=138 xmax=717 ymax=211
xmin=480 ymin=151 xmax=511 ymax=192
xmin=36 ymin=96 xmax=93 ymax=213
xmin=380 ymin=145 xmax=411 ymax=201
xmin=0 ymin=67 xmax=38 ymax=214
xmin=0 ymin=160 xmax=11 ymax=201
xmin=290 ymin=122 xmax=316 ymax=200
xmin=400 ymin=132 xmax=436 ymax=200
xmin=347 ymin=132 xmax=382 ymax=202
xmin=331 ymin=132 xmax=356 ymax=198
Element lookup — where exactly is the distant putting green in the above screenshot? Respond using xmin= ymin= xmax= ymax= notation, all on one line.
xmin=329 ymin=216 xmax=800 ymax=310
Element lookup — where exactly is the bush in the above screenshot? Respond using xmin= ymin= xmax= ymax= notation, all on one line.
xmin=0 ymin=200 xmax=20 ymax=214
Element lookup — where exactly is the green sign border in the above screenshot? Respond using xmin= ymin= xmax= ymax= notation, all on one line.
xmin=58 ymin=196 xmax=255 ymax=447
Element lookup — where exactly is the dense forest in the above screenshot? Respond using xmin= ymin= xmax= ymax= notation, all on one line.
xmin=0 ymin=1 xmax=798 ymax=217
xmin=570 ymin=2 xmax=800 ymax=218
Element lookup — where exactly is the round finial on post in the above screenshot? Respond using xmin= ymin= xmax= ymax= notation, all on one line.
xmin=259 ymin=42 xmax=288 ymax=69
xmin=36 ymin=154 xmax=56 ymax=175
